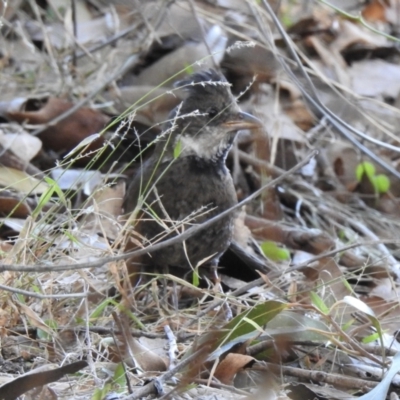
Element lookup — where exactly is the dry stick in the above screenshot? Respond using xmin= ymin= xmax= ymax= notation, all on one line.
xmin=0 ymin=283 xmax=87 ymax=299
xmin=191 ymin=379 xmax=249 ymax=396
xmin=259 ymin=363 xmax=377 ymax=391
xmin=255 ymin=0 xmax=400 ymax=180
xmin=0 ymin=151 xmax=317 ymax=274
xmin=237 ymin=149 xmax=288 ymax=179
xmin=10 ymin=325 xmax=196 ymax=341
xmin=71 ymin=0 xmax=77 ymax=72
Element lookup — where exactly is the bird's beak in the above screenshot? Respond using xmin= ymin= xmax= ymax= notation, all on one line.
xmin=221 ymin=111 xmax=262 ymax=130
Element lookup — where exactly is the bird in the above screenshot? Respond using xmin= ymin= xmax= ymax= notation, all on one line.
xmin=123 ymin=69 xmax=261 ymax=282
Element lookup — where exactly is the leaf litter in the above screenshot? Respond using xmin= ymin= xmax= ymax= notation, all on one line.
xmin=2 ymin=1 xmax=400 ymax=399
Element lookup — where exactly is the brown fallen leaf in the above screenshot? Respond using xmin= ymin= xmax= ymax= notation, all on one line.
xmin=362 ymin=0 xmax=388 ymax=22
xmin=222 ymin=44 xmax=279 ymax=92
xmin=325 ymin=141 xmax=359 ymax=191
xmin=214 ymin=353 xmax=255 ymax=385
xmin=245 ymin=215 xmax=334 ymax=254
xmin=81 ymin=180 xmax=125 ymax=241
xmin=0 ymin=195 xmax=31 ymax=218
xmin=112 ymin=312 xmax=168 ymax=372
xmin=5 ymin=97 xmax=109 ymax=157
xmin=0 ymin=361 xmax=88 ymax=400
xmin=0 ymin=241 xmax=13 ymax=257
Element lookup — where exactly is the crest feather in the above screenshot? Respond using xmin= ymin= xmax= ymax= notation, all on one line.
xmin=174 ymin=69 xmax=230 ymax=94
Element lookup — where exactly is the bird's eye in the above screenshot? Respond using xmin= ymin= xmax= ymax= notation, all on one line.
xmin=207 ymin=107 xmax=219 ymax=118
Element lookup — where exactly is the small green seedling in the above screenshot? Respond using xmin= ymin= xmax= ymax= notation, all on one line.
xmin=260 ymin=241 xmax=290 ymax=261
xmin=355 ymin=161 xmax=390 ymax=194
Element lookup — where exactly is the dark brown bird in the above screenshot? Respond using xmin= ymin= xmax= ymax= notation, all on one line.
xmin=123 ymin=69 xmax=260 ymax=279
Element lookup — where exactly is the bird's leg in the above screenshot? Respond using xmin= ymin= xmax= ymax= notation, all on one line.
xmin=210 ymin=260 xmax=232 ymax=321
xmin=158 ymin=265 xmax=179 ymax=311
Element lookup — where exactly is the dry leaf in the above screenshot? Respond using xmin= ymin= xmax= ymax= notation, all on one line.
xmin=105 ymin=86 xmax=182 ymax=124
xmin=5 ymin=97 xmax=109 ymax=156
xmin=214 ymin=353 xmax=255 ymax=385
xmin=330 ymin=20 xmax=387 ymax=53
xmin=80 ymin=181 xmax=125 ymax=240
xmin=0 ymin=166 xmax=49 ymax=194
xmin=0 ymin=196 xmax=31 ymax=218
xmin=0 ymin=361 xmax=88 ymax=400
xmin=349 ymin=59 xmax=400 ymax=98
xmin=135 ymin=25 xmax=227 ymax=86
xmin=0 ymin=130 xmax=42 ymax=162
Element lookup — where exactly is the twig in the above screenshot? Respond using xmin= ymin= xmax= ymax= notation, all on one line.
xmin=71 ymin=0 xmax=77 ymax=73
xmin=164 ymin=325 xmax=178 ymax=370
xmin=0 ymin=283 xmax=87 ymax=298
xmin=260 ymin=362 xmax=377 ymax=391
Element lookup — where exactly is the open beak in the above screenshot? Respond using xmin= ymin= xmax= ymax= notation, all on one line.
xmin=221 ymin=111 xmax=262 ymax=131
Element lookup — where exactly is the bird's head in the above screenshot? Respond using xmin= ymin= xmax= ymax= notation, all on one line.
xmin=159 ymin=69 xmax=261 ymax=163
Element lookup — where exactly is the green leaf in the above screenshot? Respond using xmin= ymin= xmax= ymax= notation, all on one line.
xmin=342 ymin=278 xmax=353 ymax=294
xmin=90 ymin=298 xmax=115 ymax=320
xmin=44 ymin=176 xmax=67 ymax=205
xmin=173 ymin=138 xmax=182 ymax=159
xmin=341 ymin=319 xmax=355 ymax=332
xmin=373 ymin=174 xmax=390 ymax=193
xmin=32 ymin=183 xmax=57 ymax=218
xmin=192 ymin=268 xmax=200 ymax=287
xmin=113 ymin=363 xmax=126 ymax=388
xmin=355 ymin=161 xmax=376 ymax=182
xmin=310 ymin=291 xmax=329 ymax=314
xmin=91 ymin=384 xmax=112 ymax=400
xmin=118 ymin=304 xmax=146 ymax=330
xmin=260 ymin=241 xmax=290 ymax=261
xmin=185 ymin=300 xmax=287 ymax=360
xmin=362 ymin=332 xmax=381 ymax=344
xmin=37 ymin=319 xmax=58 ymax=340
xmin=342 ymin=296 xmax=384 ymax=352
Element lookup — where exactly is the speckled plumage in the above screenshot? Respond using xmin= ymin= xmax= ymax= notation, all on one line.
xmin=123 ymin=69 xmax=259 ymax=272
